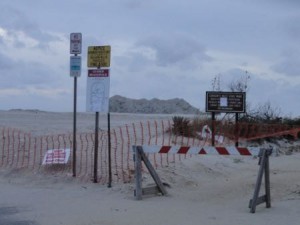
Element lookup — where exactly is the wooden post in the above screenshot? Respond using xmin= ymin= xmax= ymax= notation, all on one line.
xmin=264 ymin=149 xmax=271 ymax=208
xmin=249 ymin=148 xmax=272 ymax=213
xmin=235 ymin=113 xmax=239 ymax=147
xmin=133 ymin=146 xmax=142 ymax=200
xmin=211 ymin=112 xmax=215 ymax=146
xmin=133 ymin=146 xmax=167 ymax=200
xmin=138 ymin=146 xmax=167 ymax=196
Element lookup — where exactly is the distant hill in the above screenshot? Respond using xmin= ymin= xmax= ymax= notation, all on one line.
xmin=109 ymin=95 xmax=200 ymax=114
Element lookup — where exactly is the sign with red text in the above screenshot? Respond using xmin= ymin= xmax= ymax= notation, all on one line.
xmin=42 ymin=149 xmax=71 ymax=165
xmin=70 ymin=33 xmax=82 ymax=54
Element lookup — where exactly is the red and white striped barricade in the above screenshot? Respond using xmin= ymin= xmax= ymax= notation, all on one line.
xmin=140 ymin=145 xmax=260 ymax=156
xmin=133 ymin=145 xmax=272 ymax=213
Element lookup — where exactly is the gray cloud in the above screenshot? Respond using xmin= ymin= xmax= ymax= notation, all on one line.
xmin=285 ymin=16 xmax=300 ymax=43
xmin=114 ymin=52 xmax=152 ymax=73
xmin=0 ymin=5 xmax=60 ymax=49
xmin=208 ymin=68 xmax=300 ymax=116
xmin=0 ymin=52 xmax=14 ymax=70
xmin=136 ymin=33 xmax=212 ymax=69
xmin=122 ymin=0 xmax=145 ymax=9
xmin=248 ymin=75 xmax=300 ymax=116
xmin=0 ymin=0 xmax=299 ymax=116
xmin=271 ymin=49 xmax=300 ymax=77
xmin=0 ymin=57 xmax=61 ymax=89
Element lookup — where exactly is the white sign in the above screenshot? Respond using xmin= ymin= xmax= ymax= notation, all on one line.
xmin=42 ymin=149 xmax=70 ymax=165
xmin=70 ymin=56 xmax=81 ymax=77
xmin=86 ymin=69 xmax=110 ymax=112
xmin=70 ymin=33 xmax=82 ymax=54
xmin=220 ymin=97 xmax=228 ymax=107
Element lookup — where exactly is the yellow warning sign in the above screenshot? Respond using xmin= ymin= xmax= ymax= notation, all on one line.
xmin=87 ymin=46 xmax=111 ymax=67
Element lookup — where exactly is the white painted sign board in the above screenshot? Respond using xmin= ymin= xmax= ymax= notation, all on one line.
xmin=86 ymin=69 xmax=110 ymax=113
xmin=70 ymin=33 xmax=82 ymax=54
xmin=42 ymin=149 xmax=71 ymax=165
xmin=70 ymin=56 xmax=81 ymax=77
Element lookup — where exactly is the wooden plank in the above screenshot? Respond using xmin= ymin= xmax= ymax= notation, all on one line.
xmin=133 ymin=146 xmax=143 ymax=200
xmin=137 ymin=146 xmax=168 ymax=196
xmin=250 ymin=148 xmax=267 ymax=213
xmin=142 ymin=186 xmax=160 ymax=196
xmin=249 ymin=195 xmax=266 ymax=208
xmin=249 ymin=148 xmax=272 ymax=213
xmin=264 ymin=149 xmax=272 ymax=208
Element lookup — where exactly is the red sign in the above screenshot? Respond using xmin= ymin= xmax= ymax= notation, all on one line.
xmin=88 ymin=69 xmax=109 ymax=77
xmin=42 ymin=149 xmax=70 ymax=165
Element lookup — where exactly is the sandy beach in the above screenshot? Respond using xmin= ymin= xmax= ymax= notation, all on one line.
xmin=0 ymin=110 xmax=300 ymax=225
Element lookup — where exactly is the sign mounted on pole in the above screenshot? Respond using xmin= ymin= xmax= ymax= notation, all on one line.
xmin=70 ymin=56 xmax=81 ymax=77
xmin=206 ymin=91 xmax=246 ymax=113
xmin=87 ymin=46 xmax=111 ymax=67
xmin=86 ymin=69 xmax=110 ymax=112
xmin=70 ymin=33 xmax=82 ymax=54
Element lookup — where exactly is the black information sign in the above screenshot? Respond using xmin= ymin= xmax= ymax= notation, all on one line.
xmin=206 ymin=91 xmax=246 ymax=113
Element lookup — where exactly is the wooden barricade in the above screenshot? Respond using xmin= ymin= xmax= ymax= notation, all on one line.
xmin=249 ymin=148 xmax=272 ymax=213
xmin=133 ymin=146 xmax=167 ymax=200
xmin=133 ymin=145 xmax=273 ymax=213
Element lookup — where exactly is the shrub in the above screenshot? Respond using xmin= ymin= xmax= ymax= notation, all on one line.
xmin=172 ymin=116 xmax=193 ymax=137
xmin=283 ymin=117 xmax=300 ymax=126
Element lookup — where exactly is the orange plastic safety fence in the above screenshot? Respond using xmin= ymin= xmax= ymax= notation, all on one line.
xmin=0 ymin=121 xmax=298 ymax=184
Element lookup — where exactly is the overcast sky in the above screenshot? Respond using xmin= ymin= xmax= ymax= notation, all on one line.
xmin=0 ymin=0 xmax=299 ymax=116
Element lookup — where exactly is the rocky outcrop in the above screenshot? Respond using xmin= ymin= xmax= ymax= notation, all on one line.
xmin=109 ymin=95 xmax=200 ymax=114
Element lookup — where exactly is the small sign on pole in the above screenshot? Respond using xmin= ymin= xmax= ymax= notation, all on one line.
xmin=70 ymin=33 xmax=82 ymax=54
xmin=70 ymin=56 xmax=82 ymax=77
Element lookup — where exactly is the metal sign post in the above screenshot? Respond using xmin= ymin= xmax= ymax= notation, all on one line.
xmin=86 ymin=68 xmax=110 ymax=183
xmin=86 ymin=45 xmax=111 ymax=184
xmin=94 ymin=110 xmax=99 ymax=183
xmin=72 ymin=76 xmax=77 ymax=177
xmin=70 ymin=33 xmax=82 ymax=177
xmin=107 ymin=112 xmax=112 ymax=188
